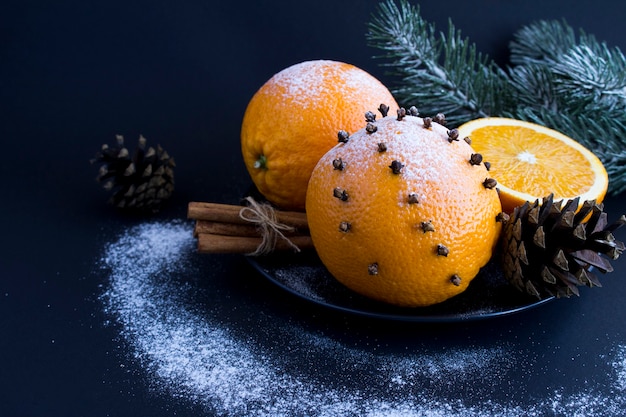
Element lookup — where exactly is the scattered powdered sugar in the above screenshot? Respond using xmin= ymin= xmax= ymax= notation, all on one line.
xmin=273 ymin=266 xmax=327 ymax=302
xmin=614 ymin=345 xmax=626 ymax=392
xmin=100 ymin=221 xmax=626 ymax=416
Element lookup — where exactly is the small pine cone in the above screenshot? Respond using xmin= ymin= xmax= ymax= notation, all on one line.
xmin=501 ymin=194 xmax=625 ymax=299
xmin=91 ymin=134 xmax=175 ymax=212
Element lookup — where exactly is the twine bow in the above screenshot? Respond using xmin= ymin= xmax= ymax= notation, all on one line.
xmin=239 ymin=196 xmax=301 ymax=256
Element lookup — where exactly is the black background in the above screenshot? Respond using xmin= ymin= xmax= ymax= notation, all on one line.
xmin=3 ymin=1 xmax=626 ymax=416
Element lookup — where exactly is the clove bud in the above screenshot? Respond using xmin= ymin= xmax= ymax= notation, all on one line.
xmin=332 ymin=158 xmax=345 ymax=171
xmin=469 ymin=153 xmax=483 ymax=166
xmin=338 ymin=130 xmax=350 ymax=143
xmin=366 ymin=122 xmax=378 ymax=134
xmin=433 ymin=113 xmax=446 ymax=125
xmin=365 ymin=111 xmax=377 ymax=122
xmin=420 ymin=220 xmax=435 ymax=233
xmin=333 ymin=187 xmax=349 ymax=201
xmin=450 ymin=275 xmax=462 ymax=286
xmin=447 ymin=129 xmax=460 ymax=142
xmin=436 ymin=244 xmax=449 ymax=256
xmin=483 ymin=178 xmax=497 ymax=189
xmin=339 ymin=221 xmax=352 ymax=232
xmin=378 ymin=103 xmax=390 ymax=117
xmin=389 ymin=160 xmax=405 ymax=174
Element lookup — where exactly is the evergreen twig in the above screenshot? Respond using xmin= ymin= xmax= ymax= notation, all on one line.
xmin=509 ymin=20 xmax=626 ymax=115
xmin=508 ymin=20 xmax=626 ymax=194
xmin=367 ymin=0 xmax=626 ymax=194
xmin=366 ymin=0 xmax=512 ymax=126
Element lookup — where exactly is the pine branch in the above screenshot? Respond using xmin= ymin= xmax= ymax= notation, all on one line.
xmin=508 ymin=19 xmax=626 ymax=194
xmin=507 ymin=64 xmax=558 ymax=110
xmin=366 ymin=0 xmax=511 ymax=127
xmin=509 ymin=19 xmax=578 ymax=65
xmin=553 ymin=44 xmax=626 ymax=112
xmin=510 ymin=20 xmax=626 ymax=115
xmin=367 ymin=2 xmax=626 ymax=194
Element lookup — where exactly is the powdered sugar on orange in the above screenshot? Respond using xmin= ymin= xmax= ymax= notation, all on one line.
xmin=269 ymin=60 xmax=391 ymax=106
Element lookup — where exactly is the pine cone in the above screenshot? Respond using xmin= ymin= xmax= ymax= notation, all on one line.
xmin=501 ymin=194 xmax=625 ymax=299
xmin=91 ymin=134 xmax=175 ymax=212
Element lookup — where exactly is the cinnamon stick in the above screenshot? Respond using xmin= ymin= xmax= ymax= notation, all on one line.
xmin=197 ymin=233 xmax=313 ymax=254
xmin=194 ymin=220 xmax=259 ymax=238
xmin=194 ymin=220 xmax=301 ymax=238
xmin=188 ymin=201 xmax=308 ymax=230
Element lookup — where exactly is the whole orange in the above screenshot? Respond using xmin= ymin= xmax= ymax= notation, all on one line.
xmin=305 ymin=110 xmax=503 ymax=307
xmin=241 ymin=60 xmax=398 ymax=211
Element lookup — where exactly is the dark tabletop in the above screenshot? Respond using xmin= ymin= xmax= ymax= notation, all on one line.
xmin=3 ymin=1 xmax=626 ymax=416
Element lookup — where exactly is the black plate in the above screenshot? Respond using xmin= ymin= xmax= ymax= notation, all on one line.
xmin=247 ymin=251 xmax=554 ymax=322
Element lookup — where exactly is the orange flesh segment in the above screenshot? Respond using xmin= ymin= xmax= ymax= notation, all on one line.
xmin=470 ymin=125 xmax=594 ymax=197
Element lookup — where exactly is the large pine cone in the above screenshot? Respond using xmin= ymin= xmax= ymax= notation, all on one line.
xmin=92 ymin=134 xmax=175 ymax=212
xmin=501 ymin=194 xmax=625 ymax=298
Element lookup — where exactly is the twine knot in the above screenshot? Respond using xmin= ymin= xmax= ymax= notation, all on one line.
xmin=239 ymin=196 xmax=301 ymax=256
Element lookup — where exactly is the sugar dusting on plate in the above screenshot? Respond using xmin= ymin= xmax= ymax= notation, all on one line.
xmin=100 ymin=221 xmax=626 ymax=416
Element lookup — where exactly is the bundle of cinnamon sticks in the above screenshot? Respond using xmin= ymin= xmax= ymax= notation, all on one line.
xmin=187 ymin=199 xmax=313 ymax=255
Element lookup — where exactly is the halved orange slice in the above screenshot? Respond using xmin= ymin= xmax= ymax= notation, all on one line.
xmin=457 ymin=117 xmax=608 ymax=213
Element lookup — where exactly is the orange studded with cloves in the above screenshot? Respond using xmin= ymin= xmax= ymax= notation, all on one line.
xmin=305 ymin=109 xmax=503 ymax=307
